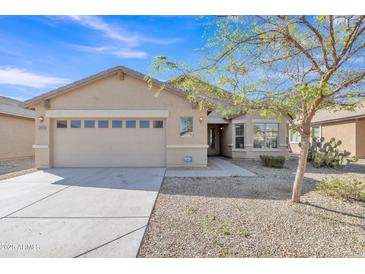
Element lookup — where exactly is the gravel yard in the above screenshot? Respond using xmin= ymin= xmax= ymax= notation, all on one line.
xmin=138 ymin=158 xmax=365 ymax=258
xmin=0 ymin=157 xmax=36 ymax=181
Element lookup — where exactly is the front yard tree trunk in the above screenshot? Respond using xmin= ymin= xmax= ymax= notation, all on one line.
xmin=292 ymin=134 xmax=311 ymax=203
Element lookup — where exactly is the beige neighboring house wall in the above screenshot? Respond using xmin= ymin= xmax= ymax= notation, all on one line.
xmin=356 ymin=119 xmax=365 ymax=158
xmin=289 ymin=105 xmax=365 ymax=158
xmin=321 ymin=121 xmax=357 ymax=154
xmin=0 ymin=96 xmax=35 ymax=160
xmin=25 ymin=66 xmax=207 ymax=168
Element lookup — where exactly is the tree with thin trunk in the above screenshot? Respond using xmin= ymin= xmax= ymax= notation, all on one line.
xmin=147 ymin=16 xmax=365 ymax=203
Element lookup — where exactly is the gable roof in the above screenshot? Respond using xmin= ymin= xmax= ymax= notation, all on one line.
xmin=0 ymin=96 xmax=35 ymax=119
xmin=24 ymin=65 xmax=187 ymax=108
xmin=312 ymin=105 xmax=365 ymax=124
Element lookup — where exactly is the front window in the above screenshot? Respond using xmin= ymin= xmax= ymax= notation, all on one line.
xmin=290 ymin=130 xmax=301 ymax=143
xmin=235 ymin=124 xmax=244 ymax=149
xmin=253 ymin=123 xmax=279 ymax=149
xmin=311 ymin=126 xmax=320 ymax=140
xmin=180 ymin=117 xmax=193 ymax=137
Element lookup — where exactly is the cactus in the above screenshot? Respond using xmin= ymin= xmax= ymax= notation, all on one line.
xmin=300 ymin=137 xmax=357 ymax=168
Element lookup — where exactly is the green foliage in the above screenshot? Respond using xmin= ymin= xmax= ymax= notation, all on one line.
xmin=259 ymin=155 xmax=286 ymax=168
xmin=206 ymin=214 xmax=217 ymax=223
xmin=303 ymin=137 xmax=357 ymax=168
xmin=187 ymin=207 xmax=198 ymax=215
xmin=317 ymin=177 xmax=365 ymax=202
xmin=239 ymin=227 xmax=251 ymax=238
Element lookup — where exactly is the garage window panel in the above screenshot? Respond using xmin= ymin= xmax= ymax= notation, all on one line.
xmin=56 ymin=120 xmax=68 ymax=128
xmin=71 ymin=120 xmax=81 ymax=128
xmin=153 ymin=120 xmax=163 ymax=128
xmin=98 ymin=120 xmax=109 ymax=128
xmin=84 ymin=120 xmax=95 ymax=128
xmin=139 ymin=120 xmax=150 ymax=128
xmin=126 ymin=120 xmax=136 ymax=128
xmin=112 ymin=120 xmax=123 ymax=128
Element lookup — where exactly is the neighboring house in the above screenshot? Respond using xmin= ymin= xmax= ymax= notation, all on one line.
xmin=289 ymin=106 xmax=365 ymax=159
xmin=0 ymin=96 xmax=35 ymax=159
xmin=24 ymin=66 xmax=289 ymax=169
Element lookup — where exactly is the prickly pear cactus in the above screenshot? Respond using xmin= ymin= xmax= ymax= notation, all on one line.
xmin=300 ymin=137 xmax=357 ymax=168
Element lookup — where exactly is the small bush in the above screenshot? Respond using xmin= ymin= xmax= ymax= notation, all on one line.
xmin=239 ymin=227 xmax=251 ymax=238
xmin=317 ymin=177 xmax=365 ymax=202
xmin=260 ymin=155 xmax=285 ymax=168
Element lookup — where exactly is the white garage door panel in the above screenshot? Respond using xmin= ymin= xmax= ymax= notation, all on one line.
xmin=52 ymin=120 xmax=166 ymax=167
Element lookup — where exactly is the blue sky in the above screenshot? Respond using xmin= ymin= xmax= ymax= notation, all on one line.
xmin=0 ymin=16 xmax=206 ymax=101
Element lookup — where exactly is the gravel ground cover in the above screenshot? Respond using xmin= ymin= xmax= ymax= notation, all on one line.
xmin=138 ymin=158 xmax=365 ymax=257
xmin=0 ymin=157 xmax=36 ymax=181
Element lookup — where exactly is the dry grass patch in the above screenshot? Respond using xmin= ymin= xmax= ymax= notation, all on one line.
xmin=317 ymin=177 xmax=365 ymax=202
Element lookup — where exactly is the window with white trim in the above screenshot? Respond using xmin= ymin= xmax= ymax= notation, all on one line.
xmin=180 ymin=117 xmax=193 ymax=137
xmin=235 ymin=124 xmax=244 ymax=149
xmin=311 ymin=126 xmax=321 ymax=140
xmin=290 ymin=130 xmax=301 ymax=143
xmin=253 ymin=123 xmax=279 ymax=149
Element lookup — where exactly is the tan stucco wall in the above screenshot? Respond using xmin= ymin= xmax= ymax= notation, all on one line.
xmin=230 ymin=114 xmax=289 ymax=159
xmin=321 ymin=121 xmax=357 ymax=156
xmin=0 ymin=114 xmax=34 ymax=159
xmin=356 ymin=118 xmax=365 ymax=159
xmin=33 ymin=73 xmax=207 ymax=168
xmin=220 ymin=123 xmax=232 ymax=158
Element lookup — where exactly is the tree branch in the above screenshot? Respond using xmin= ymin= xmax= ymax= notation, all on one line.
xmin=300 ymin=15 xmax=330 ymax=69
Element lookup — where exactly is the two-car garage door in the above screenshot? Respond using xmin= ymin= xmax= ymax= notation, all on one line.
xmin=52 ymin=118 xmax=166 ymax=167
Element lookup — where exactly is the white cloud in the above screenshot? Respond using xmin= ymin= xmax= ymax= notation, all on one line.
xmin=0 ymin=67 xmax=69 ymax=88
xmin=68 ymin=16 xmax=140 ymax=46
xmin=71 ymin=45 xmax=147 ymax=59
xmin=65 ymin=16 xmax=182 ymax=47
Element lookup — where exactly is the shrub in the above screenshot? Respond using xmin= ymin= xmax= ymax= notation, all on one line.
xmin=301 ymin=137 xmax=357 ymax=168
xmin=259 ymin=155 xmax=285 ymax=168
xmin=316 ymin=177 xmax=365 ymax=202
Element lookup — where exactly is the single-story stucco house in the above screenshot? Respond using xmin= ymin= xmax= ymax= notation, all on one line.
xmin=0 ymin=96 xmax=35 ymax=160
xmin=290 ymin=106 xmax=365 ymax=159
xmin=24 ymin=66 xmax=289 ymax=169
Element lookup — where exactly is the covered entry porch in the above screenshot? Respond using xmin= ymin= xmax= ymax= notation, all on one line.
xmin=207 ymin=112 xmax=231 ymax=157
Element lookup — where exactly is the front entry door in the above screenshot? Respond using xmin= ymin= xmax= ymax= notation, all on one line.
xmin=208 ymin=125 xmax=220 ymax=156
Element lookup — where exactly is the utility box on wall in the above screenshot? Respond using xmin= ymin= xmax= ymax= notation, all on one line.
xmin=184 ymin=155 xmax=193 ymax=163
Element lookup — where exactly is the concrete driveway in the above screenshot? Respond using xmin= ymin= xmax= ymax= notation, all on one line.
xmin=0 ymin=167 xmax=165 ymax=257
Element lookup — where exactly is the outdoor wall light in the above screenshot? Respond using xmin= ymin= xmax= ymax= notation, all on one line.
xmin=38 ymin=116 xmax=44 ymax=122
xmin=199 ymin=116 xmax=203 ymax=123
